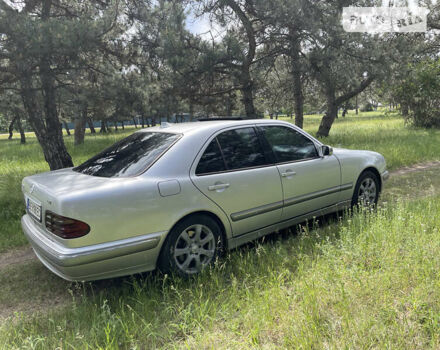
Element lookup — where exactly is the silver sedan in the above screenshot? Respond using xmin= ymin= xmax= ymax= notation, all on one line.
xmin=21 ymin=120 xmax=389 ymax=280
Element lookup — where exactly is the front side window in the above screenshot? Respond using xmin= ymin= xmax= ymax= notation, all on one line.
xmin=74 ymin=132 xmax=180 ymax=177
xmin=260 ymin=126 xmax=318 ymax=163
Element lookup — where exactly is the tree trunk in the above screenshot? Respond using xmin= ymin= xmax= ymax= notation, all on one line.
xmin=141 ymin=116 xmax=145 ymax=128
xmin=241 ymin=70 xmax=257 ymax=119
xmin=27 ymin=0 xmax=73 ymax=169
xmin=291 ymin=39 xmax=304 ymax=129
xmin=20 ymin=75 xmax=73 ymax=170
xmin=401 ymin=103 xmax=409 ymax=116
xmin=317 ymin=88 xmax=337 ymax=138
xmin=189 ymin=101 xmax=194 ymax=121
xmin=224 ymin=0 xmax=256 ymax=119
xmin=74 ymin=107 xmax=87 ymax=146
xmin=133 ymin=117 xmax=138 ymax=128
xmin=63 ymin=120 xmax=71 ymax=136
xmin=8 ymin=116 xmax=17 ymax=140
xmin=87 ymin=117 xmax=96 ymax=134
xmin=317 ymin=77 xmax=374 ymax=137
xmin=100 ymin=120 xmax=106 ymax=133
xmin=355 ymin=95 xmax=359 ymax=115
xmin=16 ymin=118 xmax=26 ymax=144
xmin=152 ymin=116 xmax=156 ymax=126
xmin=121 ymin=121 xmax=124 ymax=130
xmin=114 ymin=120 xmax=118 ymax=131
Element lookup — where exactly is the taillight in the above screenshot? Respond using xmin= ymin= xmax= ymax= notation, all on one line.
xmin=45 ymin=211 xmax=90 ymax=239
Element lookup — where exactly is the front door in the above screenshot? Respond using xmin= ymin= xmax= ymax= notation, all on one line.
xmin=191 ymin=126 xmax=283 ymax=236
xmin=258 ymin=125 xmax=341 ymax=220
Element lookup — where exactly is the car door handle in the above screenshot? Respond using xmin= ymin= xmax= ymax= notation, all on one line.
xmin=208 ymin=183 xmax=230 ymax=191
xmin=281 ymin=170 xmax=296 ymax=178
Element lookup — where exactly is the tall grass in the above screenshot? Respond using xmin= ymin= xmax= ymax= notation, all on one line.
xmin=1 ymin=111 xmax=439 ymax=252
xmin=1 ymin=196 xmax=440 ymax=348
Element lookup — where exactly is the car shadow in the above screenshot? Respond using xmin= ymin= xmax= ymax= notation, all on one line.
xmin=77 ymin=210 xmax=347 ymax=299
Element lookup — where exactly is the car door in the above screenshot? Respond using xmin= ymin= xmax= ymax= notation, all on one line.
xmin=190 ymin=126 xmax=284 ymax=236
xmin=258 ymin=125 xmax=341 ymax=220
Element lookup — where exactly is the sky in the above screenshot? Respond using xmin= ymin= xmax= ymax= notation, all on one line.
xmin=185 ymin=9 xmax=225 ymax=41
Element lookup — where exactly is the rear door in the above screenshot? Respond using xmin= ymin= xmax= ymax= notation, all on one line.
xmin=258 ymin=125 xmax=341 ymax=220
xmin=190 ymin=126 xmax=283 ymax=236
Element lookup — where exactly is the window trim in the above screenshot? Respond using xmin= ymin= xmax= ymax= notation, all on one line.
xmin=193 ymin=125 xmax=275 ymax=177
xmin=191 ymin=123 xmax=324 ymax=178
xmin=257 ymin=124 xmax=321 ymax=165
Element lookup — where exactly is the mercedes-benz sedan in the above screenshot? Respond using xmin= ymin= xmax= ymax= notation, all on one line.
xmin=21 ymin=120 xmax=389 ymax=280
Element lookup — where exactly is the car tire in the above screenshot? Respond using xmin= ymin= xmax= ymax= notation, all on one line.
xmin=351 ymin=170 xmax=380 ymax=208
xmin=157 ymin=214 xmax=224 ymax=278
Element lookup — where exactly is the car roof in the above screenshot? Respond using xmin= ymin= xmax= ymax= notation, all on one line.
xmin=136 ymin=119 xmax=296 ymax=136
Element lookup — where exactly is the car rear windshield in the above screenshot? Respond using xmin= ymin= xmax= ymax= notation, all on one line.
xmin=73 ymin=132 xmax=180 ymax=177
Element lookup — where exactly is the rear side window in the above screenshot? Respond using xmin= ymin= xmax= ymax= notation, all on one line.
xmin=217 ymin=128 xmax=267 ymax=170
xmin=196 ymin=127 xmax=269 ymax=175
xmin=74 ymin=132 xmax=180 ymax=177
xmin=196 ymin=139 xmax=226 ymax=175
xmin=260 ymin=126 xmax=318 ymax=162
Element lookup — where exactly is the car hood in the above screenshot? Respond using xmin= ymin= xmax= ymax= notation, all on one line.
xmin=332 ymin=147 xmax=386 ymax=173
xmin=333 ymin=147 xmax=383 ymax=159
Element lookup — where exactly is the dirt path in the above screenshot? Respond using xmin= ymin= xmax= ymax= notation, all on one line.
xmin=390 ymin=161 xmax=440 ymax=176
xmin=0 ymin=246 xmax=35 ymax=271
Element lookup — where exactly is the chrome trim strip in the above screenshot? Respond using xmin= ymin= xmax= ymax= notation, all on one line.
xmin=230 ymin=183 xmax=353 ymax=222
xmin=284 ymin=183 xmax=353 ymax=207
xmin=340 ymin=182 xmax=354 ymax=191
xmin=22 ymin=215 xmax=164 ymax=267
xmin=230 ymin=201 xmax=284 ymax=222
xmin=229 ymin=200 xmax=352 ymax=249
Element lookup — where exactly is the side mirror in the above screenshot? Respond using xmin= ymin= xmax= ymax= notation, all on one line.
xmin=321 ymin=145 xmax=333 ymax=157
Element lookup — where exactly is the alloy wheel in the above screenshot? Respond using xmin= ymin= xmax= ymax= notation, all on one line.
xmin=173 ymin=224 xmax=216 ymax=274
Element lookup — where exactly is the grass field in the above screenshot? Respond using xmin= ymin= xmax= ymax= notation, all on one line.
xmin=1 ymin=111 xmax=440 ymax=348
xmin=1 ymin=111 xmax=439 ymax=252
xmin=1 ymin=193 xmax=440 ymax=348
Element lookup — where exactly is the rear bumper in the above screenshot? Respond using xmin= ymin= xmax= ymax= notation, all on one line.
xmin=22 ymin=214 xmax=167 ymax=281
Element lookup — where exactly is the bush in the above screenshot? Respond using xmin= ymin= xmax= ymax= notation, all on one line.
xmin=360 ymin=102 xmax=374 ymax=112
xmin=397 ymin=59 xmax=440 ymax=128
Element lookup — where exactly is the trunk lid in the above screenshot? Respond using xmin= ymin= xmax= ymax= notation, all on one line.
xmin=21 ymin=168 xmax=116 ymax=239
xmin=22 ymin=168 xmax=113 ymax=197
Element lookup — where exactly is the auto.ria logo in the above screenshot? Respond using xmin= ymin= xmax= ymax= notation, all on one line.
xmin=342 ymin=0 xmax=434 ymax=33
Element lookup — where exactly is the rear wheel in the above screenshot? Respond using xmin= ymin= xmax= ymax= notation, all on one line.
xmin=352 ymin=170 xmax=380 ymax=208
xmin=158 ymin=215 xmax=223 ymax=277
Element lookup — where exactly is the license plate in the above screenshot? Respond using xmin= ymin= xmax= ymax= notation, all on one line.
xmin=27 ymin=197 xmax=42 ymax=222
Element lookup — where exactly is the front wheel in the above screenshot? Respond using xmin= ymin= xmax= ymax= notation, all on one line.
xmin=351 ymin=170 xmax=380 ymax=208
xmin=158 ymin=215 xmax=223 ymax=277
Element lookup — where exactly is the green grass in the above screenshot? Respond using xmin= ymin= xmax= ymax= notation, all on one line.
xmin=1 ymin=111 xmax=439 ymax=252
xmin=1 ymin=111 xmax=440 ymax=348
xmin=1 ymin=195 xmax=440 ymax=348
xmin=281 ymin=111 xmax=440 ymax=170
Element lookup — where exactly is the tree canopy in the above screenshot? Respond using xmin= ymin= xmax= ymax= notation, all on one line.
xmin=0 ymin=0 xmax=439 ymax=169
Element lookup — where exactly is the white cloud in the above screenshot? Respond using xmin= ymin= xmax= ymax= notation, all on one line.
xmin=185 ymin=11 xmax=225 ymax=42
